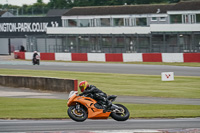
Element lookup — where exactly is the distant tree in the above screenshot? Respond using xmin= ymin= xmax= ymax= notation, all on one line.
xmin=168 ymin=0 xmax=180 ymax=3
xmin=33 ymin=1 xmax=47 ymax=14
xmin=37 ymin=0 xmax=43 ymax=4
xmin=48 ymin=0 xmax=68 ymax=9
xmin=135 ymin=0 xmax=150 ymax=4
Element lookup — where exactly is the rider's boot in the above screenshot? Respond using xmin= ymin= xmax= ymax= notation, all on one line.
xmin=103 ymin=101 xmax=112 ymax=113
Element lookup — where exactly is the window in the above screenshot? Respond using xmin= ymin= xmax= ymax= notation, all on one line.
xmin=96 ymin=19 xmax=101 ymax=27
xmin=130 ymin=18 xmax=135 ymax=26
xmin=170 ymin=15 xmax=182 ymax=24
xmin=196 ymin=14 xmax=200 ymax=23
xmin=151 ymin=17 xmax=157 ymax=21
xmin=183 ymin=14 xmax=189 ymax=23
xmin=191 ymin=14 xmax=195 ymax=23
xmin=136 ymin=18 xmax=147 ymax=26
xmin=62 ymin=19 xmax=68 ymax=27
xmin=124 ymin=18 xmax=130 ymax=26
xmin=90 ymin=19 xmax=95 ymax=27
xmin=113 ymin=18 xmax=124 ymax=26
xmin=100 ymin=18 xmax=111 ymax=27
xmin=68 ymin=19 xmax=78 ymax=27
xmin=159 ymin=17 xmax=166 ymax=21
xmin=79 ymin=19 xmax=90 ymax=27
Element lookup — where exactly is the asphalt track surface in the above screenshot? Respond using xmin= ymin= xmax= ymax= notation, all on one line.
xmin=0 ymin=59 xmax=200 ymax=132
xmin=0 ymin=118 xmax=200 ymax=132
xmin=0 ymin=60 xmax=199 ymax=76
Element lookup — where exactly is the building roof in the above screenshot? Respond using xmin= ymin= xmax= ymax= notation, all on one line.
xmin=46 ymin=9 xmax=70 ymax=17
xmin=0 ymin=11 xmax=6 ymax=16
xmin=63 ymin=4 xmax=174 ymax=16
xmin=63 ymin=1 xmax=200 ymax=16
xmin=171 ymin=1 xmax=200 ymax=11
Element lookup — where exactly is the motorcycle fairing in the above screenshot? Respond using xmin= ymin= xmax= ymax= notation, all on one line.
xmin=68 ymin=96 xmax=111 ymax=119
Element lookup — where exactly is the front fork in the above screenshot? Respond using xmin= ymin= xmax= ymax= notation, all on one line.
xmin=111 ymin=104 xmax=124 ymax=114
xmin=75 ymin=103 xmax=81 ymax=113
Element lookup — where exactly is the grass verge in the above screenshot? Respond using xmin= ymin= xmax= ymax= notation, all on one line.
xmin=0 ymin=97 xmax=200 ymax=119
xmin=0 ymin=69 xmax=200 ymax=99
xmin=67 ymin=61 xmax=200 ymax=67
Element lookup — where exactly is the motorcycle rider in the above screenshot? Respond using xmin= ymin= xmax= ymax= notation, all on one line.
xmin=32 ymin=51 xmax=38 ymax=62
xmin=79 ymin=81 xmax=112 ymax=112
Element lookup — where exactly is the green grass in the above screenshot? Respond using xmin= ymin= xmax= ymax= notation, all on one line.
xmin=0 ymin=68 xmax=199 ymax=119
xmin=0 ymin=97 xmax=67 ymax=119
xmin=81 ymin=61 xmax=200 ymax=67
xmin=0 ymin=97 xmax=199 ymax=119
xmin=0 ymin=69 xmax=200 ymax=99
xmin=122 ymin=62 xmax=200 ymax=67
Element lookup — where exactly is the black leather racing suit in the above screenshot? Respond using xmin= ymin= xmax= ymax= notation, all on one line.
xmin=32 ymin=53 xmax=38 ymax=62
xmin=33 ymin=53 xmax=38 ymax=59
xmin=79 ymin=85 xmax=111 ymax=108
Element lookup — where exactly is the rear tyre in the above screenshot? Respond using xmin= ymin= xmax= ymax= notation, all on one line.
xmin=110 ymin=104 xmax=130 ymax=121
xmin=67 ymin=105 xmax=88 ymax=122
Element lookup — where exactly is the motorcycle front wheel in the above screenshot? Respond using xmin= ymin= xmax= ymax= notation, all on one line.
xmin=110 ymin=104 xmax=130 ymax=121
xmin=67 ymin=105 xmax=88 ymax=122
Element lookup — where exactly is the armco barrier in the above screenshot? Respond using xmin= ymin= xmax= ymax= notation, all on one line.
xmin=0 ymin=75 xmax=78 ymax=92
xmin=162 ymin=53 xmax=183 ymax=62
xmin=183 ymin=53 xmax=200 ymax=62
xmin=55 ymin=53 xmax=72 ymax=61
xmin=88 ymin=53 xmax=105 ymax=62
xmin=14 ymin=52 xmax=25 ymax=59
xmin=123 ymin=53 xmax=143 ymax=62
xmin=40 ymin=53 xmax=55 ymax=60
xmin=25 ymin=52 xmax=40 ymax=60
xmin=143 ymin=53 xmax=162 ymax=62
xmin=106 ymin=53 xmax=123 ymax=62
xmin=72 ymin=53 xmax=88 ymax=61
xmin=14 ymin=52 xmax=200 ymax=62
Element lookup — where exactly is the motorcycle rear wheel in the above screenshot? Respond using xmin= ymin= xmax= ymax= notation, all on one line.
xmin=67 ymin=105 xmax=88 ymax=122
xmin=110 ymin=104 xmax=130 ymax=121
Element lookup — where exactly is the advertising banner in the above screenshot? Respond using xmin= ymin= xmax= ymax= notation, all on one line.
xmin=0 ymin=17 xmax=62 ymax=37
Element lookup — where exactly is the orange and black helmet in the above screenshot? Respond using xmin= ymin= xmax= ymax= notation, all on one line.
xmin=79 ymin=81 xmax=89 ymax=92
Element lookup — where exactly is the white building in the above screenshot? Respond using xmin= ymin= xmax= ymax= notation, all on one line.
xmin=46 ymin=1 xmax=200 ymax=53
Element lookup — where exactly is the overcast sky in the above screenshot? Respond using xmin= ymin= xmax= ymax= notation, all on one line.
xmin=0 ymin=0 xmax=50 ymax=6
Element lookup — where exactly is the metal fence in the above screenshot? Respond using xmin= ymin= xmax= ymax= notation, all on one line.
xmin=26 ymin=32 xmax=200 ymax=53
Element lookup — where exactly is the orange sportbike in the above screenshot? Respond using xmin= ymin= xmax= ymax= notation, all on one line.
xmin=67 ymin=91 xmax=130 ymax=122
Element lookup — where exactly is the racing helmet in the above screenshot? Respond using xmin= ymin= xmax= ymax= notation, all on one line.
xmin=79 ymin=81 xmax=89 ymax=92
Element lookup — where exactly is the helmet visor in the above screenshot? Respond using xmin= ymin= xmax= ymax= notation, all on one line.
xmin=79 ymin=85 xmax=85 ymax=92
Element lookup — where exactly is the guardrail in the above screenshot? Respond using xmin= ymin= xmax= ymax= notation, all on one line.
xmin=14 ymin=52 xmax=200 ymax=62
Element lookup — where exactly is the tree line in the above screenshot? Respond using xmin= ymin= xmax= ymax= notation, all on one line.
xmin=0 ymin=0 xmax=180 ymax=16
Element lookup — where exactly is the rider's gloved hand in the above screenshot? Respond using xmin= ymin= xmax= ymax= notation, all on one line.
xmin=79 ymin=93 xmax=83 ymax=96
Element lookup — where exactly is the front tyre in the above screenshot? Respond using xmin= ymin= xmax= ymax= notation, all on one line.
xmin=110 ymin=104 xmax=130 ymax=121
xmin=67 ymin=105 xmax=88 ymax=122
xmin=37 ymin=60 xmax=40 ymax=65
